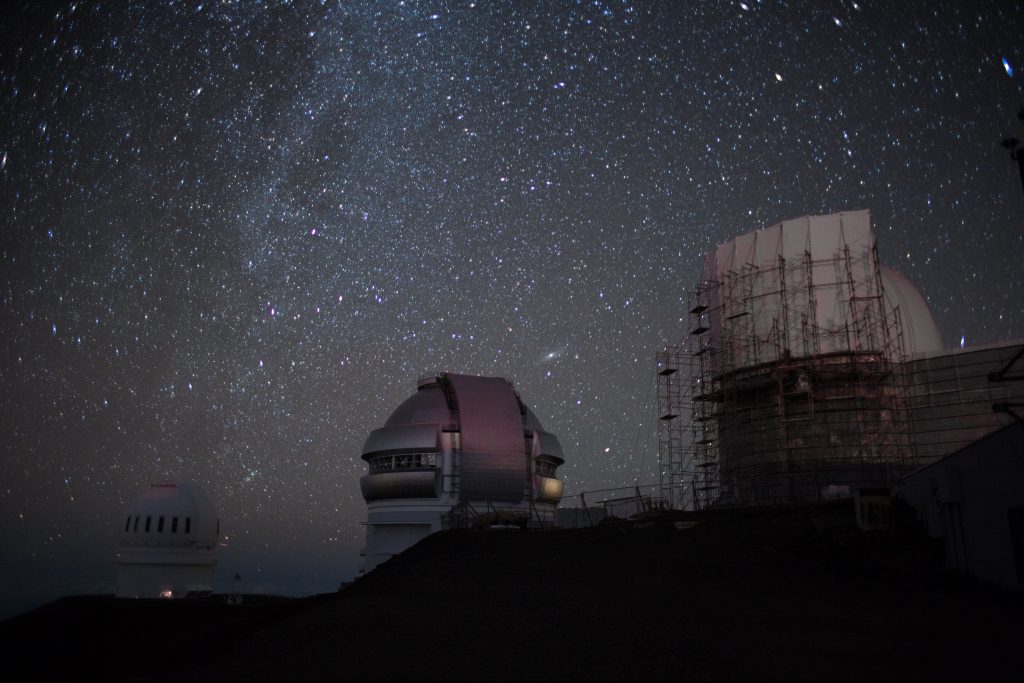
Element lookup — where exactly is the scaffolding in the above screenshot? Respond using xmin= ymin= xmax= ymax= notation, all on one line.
xmin=657 ymin=310 xmax=722 ymax=511
xmin=664 ymin=214 xmax=917 ymax=507
xmin=657 ymin=345 xmax=689 ymax=509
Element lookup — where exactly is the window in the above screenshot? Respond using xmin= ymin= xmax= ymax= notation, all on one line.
xmin=171 ymin=516 xmax=178 ymax=533
xmin=133 ymin=516 xmax=139 ymax=532
xmin=368 ymin=452 xmax=438 ymax=474
xmin=185 ymin=517 xmax=191 ymax=534
xmin=145 ymin=516 xmax=152 ymax=532
xmin=125 ymin=516 xmax=131 ymax=533
xmin=157 ymin=516 xmax=164 ymax=532
xmin=534 ymin=459 xmax=557 ymax=478
xmin=216 ymin=519 xmax=220 ymax=535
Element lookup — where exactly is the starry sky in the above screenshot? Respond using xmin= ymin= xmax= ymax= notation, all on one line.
xmin=2 ymin=0 xmax=1023 ymax=616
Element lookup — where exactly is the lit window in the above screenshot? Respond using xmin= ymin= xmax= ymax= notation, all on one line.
xmin=157 ymin=516 xmax=164 ymax=532
xmin=145 ymin=516 xmax=152 ymax=532
xmin=534 ymin=459 xmax=557 ymax=477
xmin=185 ymin=517 xmax=191 ymax=534
xmin=171 ymin=516 xmax=178 ymax=533
xmin=368 ymin=452 xmax=437 ymax=473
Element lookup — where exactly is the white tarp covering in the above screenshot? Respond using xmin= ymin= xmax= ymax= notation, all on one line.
xmin=700 ymin=210 xmax=901 ymax=367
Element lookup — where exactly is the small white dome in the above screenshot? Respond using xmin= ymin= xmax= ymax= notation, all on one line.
xmin=119 ymin=482 xmax=219 ymax=551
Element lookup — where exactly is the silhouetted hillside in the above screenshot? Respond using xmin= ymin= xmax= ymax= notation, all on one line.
xmin=5 ymin=501 xmax=1022 ymax=681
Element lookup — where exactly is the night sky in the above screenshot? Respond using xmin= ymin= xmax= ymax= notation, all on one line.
xmin=2 ymin=0 xmax=1023 ymax=615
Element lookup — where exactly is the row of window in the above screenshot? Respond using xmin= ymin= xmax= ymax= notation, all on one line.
xmin=367 ymin=452 xmax=561 ymax=477
xmin=369 ymin=452 xmax=438 ymax=474
xmin=125 ymin=514 xmax=191 ymax=534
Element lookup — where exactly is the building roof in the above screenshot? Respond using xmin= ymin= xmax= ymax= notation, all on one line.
xmin=902 ymin=420 xmax=1024 ymax=480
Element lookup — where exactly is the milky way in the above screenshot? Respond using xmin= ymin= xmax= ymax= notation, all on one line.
xmin=2 ymin=1 xmax=1023 ymax=613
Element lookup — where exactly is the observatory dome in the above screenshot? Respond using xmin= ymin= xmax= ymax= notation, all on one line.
xmin=880 ymin=266 xmax=944 ymax=354
xmin=678 ymin=210 xmax=949 ymax=508
xmin=116 ymin=481 xmax=220 ymax=598
xmin=382 ymin=380 xmax=455 ymax=427
xmin=359 ymin=373 xmax=565 ymax=572
xmin=119 ymin=482 xmax=219 ymax=550
xmin=381 ymin=378 xmax=550 ymax=433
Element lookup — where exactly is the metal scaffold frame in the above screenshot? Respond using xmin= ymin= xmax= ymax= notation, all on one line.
xmin=661 ymin=216 xmax=917 ymax=508
xmin=657 ymin=345 xmax=690 ymax=509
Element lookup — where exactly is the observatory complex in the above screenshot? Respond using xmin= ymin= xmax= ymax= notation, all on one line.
xmin=359 ymin=373 xmax=565 ymax=571
xmin=115 ymin=482 xmax=220 ymax=598
xmin=658 ymin=210 xmax=1024 ymax=510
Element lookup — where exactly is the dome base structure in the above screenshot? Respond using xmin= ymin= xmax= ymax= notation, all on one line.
xmin=116 ymin=556 xmax=216 ymax=599
xmin=359 ymin=374 xmax=565 ymax=573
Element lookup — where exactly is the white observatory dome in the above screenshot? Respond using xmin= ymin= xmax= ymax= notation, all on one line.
xmin=880 ymin=266 xmax=944 ymax=354
xmin=116 ymin=482 xmax=220 ymax=598
xmin=359 ymin=373 xmax=565 ymax=572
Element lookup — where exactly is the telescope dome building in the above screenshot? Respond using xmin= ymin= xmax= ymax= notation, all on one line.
xmin=116 ymin=482 xmax=220 ymax=598
xmin=655 ymin=207 xmax=1024 ymax=585
xmin=659 ymin=210 xmax=943 ymax=508
xmin=360 ymin=373 xmax=565 ymax=572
